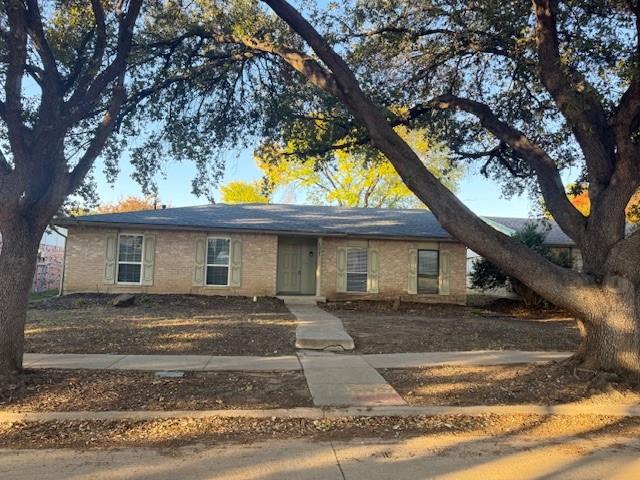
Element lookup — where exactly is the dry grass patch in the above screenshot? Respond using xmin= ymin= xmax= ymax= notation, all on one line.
xmin=323 ymin=301 xmax=579 ymax=353
xmin=26 ymin=294 xmax=296 ymax=356
xmin=381 ymin=364 xmax=640 ymax=406
xmin=2 ymin=414 xmax=640 ymax=449
xmin=0 ymin=369 xmax=311 ymax=412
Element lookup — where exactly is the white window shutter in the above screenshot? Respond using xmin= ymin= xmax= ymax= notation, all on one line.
xmin=336 ymin=247 xmax=347 ymax=292
xmin=141 ymin=235 xmax=156 ymax=286
xmin=407 ymin=249 xmax=417 ymax=294
xmin=193 ymin=237 xmax=206 ymax=286
xmin=439 ymin=250 xmax=451 ymax=295
xmin=229 ymin=238 xmax=242 ymax=287
xmin=104 ymin=234 xmax=117 ymax=284
xmin=367 ymin=248 xmax=379 ymax=293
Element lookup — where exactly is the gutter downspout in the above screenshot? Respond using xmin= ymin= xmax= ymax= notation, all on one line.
xmin=53 ymin=227 xmax=68 ymax=297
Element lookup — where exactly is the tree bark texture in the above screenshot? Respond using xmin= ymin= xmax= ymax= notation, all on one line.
xmin=0 ymin=217 xmax=45 ymax=374
xmin=572 ymin=278 xmax=640 ymax=376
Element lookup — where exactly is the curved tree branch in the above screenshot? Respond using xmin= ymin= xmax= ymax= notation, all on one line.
xmin=64 ymin=0 xmax=142 ymax=124
xmin=533 ymin=0 xmax=615 ymax=188
xmin=4 ymin=0 xmax=29 ymax=164
xmin=428 ymin=94 xmax=586 ymax=242
xmin=261 ymin=0 xmax=598 ymax=315
xmin=67 ymin=74 xmax=126 ymax=195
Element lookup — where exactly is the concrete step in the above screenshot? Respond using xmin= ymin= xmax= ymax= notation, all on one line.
xmin=278 ymin=295 xmax=326 ymax=305
xmin=295 ymin=327 xmax=355 ymax=351
xmin=288 ymin=303 xmax=355 ymax=351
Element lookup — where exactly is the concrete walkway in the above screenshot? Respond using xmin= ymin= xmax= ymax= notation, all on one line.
xmin=23 ymin=351 xmax=571 ymax=371
xmin=299 ymin=351 xmax=406 ymax=407
xmin=363 ymin=350 xmax=572 ymax=368
xmin=21 ymin=350 xmax=572 ymax=408
xmin=3 ymin=436 xmax=640 ymax=479
xmin=23 ymin=353 xmax=301 ymax=371
xmin=288 ymin=303 xmax=355 ymax=351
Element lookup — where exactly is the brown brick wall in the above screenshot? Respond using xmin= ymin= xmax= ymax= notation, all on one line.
xmin=64 ymin=227 xmax=466 ymax=304
xmin=319 ymin=237 xmax=467 ymax=304
xmin=63 ymin=227 xmax=278 ymax=296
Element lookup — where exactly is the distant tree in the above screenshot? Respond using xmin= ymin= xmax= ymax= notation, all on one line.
xmin=97 ymin=196 xmax=158 ymax=214
xmin=220 ymin=181 xmax=270 ymax=204
xmin=567 ymin=186 xmax=640 ymax=224
xmin=257 ymin=127 xmax=461 ymax=208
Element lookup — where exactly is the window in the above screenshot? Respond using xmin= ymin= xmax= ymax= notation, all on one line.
xmin=206 ymin=238 xmax=230 ymax=286
xmin=346 ymin=248 xmax=368 ymax=292
xmin=417 ymin=249 xmax=439 ymax=294
xmin=117 ymin=234 xmax=143 ymax=284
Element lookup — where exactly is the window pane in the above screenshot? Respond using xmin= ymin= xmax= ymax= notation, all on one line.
xmin=117 ymin=263 xmax=141 ymax=283
xmin=418 ymin=276 xmax=439 ymax=294
xmin=347 ymin=273 xmax=367 ymax=292
xmin=347 ymin=248 xmax=367 ymax=273
xmin=207 ymin=238 xmax=230 ymax=265
xmin=418 ymin=250 xmax=438 ymax=276
xmin=118 ymin=235 xmax=143 ymax=262
xmin=206 ymin=266 xmax=229 ymax=286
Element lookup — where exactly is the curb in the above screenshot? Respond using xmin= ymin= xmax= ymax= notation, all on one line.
xmin=2 ymin=404 xmax=640 ymax=423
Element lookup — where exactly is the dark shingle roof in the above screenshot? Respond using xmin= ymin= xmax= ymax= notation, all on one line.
xmin=56 ymin=203 xmax=454 ymax=240
xmin=55 ymin=203 xmax=576 ymax=245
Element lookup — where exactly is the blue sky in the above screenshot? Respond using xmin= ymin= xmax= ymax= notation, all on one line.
xmin=93 ymin=148 xmax=556 ymax=218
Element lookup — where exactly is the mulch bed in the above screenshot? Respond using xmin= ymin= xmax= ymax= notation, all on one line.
xmin=381 ymin=364 xmax=640 ymax=406
xmin=0 ymin=369 xmax=312 ymax=412
xmin=323 ymin=301 xmax=580 ymax=354
xmin=26 ymin=294 xmax=296 ymax=356
xmin=2 ymin=414 xmax=640 ymax=449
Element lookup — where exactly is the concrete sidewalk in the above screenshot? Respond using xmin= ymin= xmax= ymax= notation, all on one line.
xmin=2 ymin=436 xmax=640 ymax=479
xmin=289 ymin=304 xmax=355 ymax=351
xmin=363 ymin=350 xmax=572 ymax=368
xmin=23 ymin=353 xmax=301 ymax=371
xmin=23 ymin=351 xmax=571 ymax=371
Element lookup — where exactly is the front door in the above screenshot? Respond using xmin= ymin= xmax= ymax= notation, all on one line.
xmin=277 ymin=237 xmax=317 ymax=295
xmin=277 ymin=243 xmax=301 ymax=293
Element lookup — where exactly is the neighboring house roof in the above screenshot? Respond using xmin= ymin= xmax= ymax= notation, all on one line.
xmin=484 ymin=216 xmax=575 ymax=246
xmin=54 ymin=203 xmax=577 ymax=245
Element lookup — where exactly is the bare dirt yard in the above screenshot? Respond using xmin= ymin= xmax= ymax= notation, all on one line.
xmin=0 ymin=369 xmax=311 ymax=412
xmin=323 ymin=299 xmax=580 ymax=354
xmin=26 ymin=294 xmax=296 ymax=356
xmin=2 ymin=414 xmax=640 ymax=449
xmin=381 ymin=364 xmax=640 ymax=406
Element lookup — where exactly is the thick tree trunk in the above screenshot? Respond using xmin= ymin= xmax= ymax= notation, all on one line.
xmin=573 ymin=280 xmax=640 ymax=377
xmin=0 ymin=218 xmax=43 ymax=375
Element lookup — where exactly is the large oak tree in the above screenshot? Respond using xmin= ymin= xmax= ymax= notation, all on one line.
xmin=254 ymin=0 xmax=640 ymax=375
xmin=0 ymin=0 xmax=287 ymax=375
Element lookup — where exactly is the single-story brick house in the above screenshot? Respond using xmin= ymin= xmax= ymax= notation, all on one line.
xmin=55 ymin=203 xmax=475 ymax=304
xmin=55 ymin=203 xmax=579 ymax=304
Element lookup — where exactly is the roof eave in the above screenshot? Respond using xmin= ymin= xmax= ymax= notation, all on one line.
xmin=54 ymin=218 xmax=457 ymax=243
